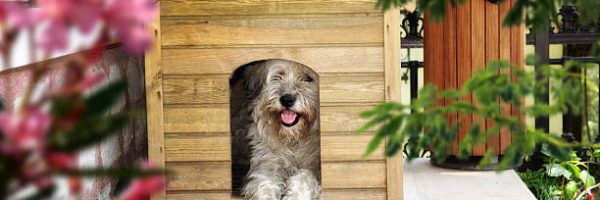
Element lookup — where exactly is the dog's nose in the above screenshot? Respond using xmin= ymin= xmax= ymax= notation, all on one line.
xmin=280 ymin=94 xmax=296 ymax=107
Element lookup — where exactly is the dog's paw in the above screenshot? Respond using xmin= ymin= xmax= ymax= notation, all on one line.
xmin=283 ymin=169 xmax=321 ymax=200
xmin=243 ymin=178 xmax=283 ymax=200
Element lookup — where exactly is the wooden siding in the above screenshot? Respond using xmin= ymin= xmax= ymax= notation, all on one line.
xmin=148 ymin=0 xmax=403 ymax=199
xmin=423 ymin=0 xmax=524 ymax=156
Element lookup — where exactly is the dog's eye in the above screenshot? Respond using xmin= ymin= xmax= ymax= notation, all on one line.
xmin=277 ymin=71 xmax=286 ymax=76
xmin=303 ymin=75 xmax=313 ymax=82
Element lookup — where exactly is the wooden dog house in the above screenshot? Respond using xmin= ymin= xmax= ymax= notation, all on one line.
xmin=144 ymin=1 xmax=403 ymax=199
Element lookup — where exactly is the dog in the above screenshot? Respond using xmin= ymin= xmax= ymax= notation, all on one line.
xmin=235 ymin=59 xmax=321 ymax=200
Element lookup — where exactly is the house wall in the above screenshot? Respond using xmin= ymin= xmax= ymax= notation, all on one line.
xmin=0 ymin=45 xmax=147 ymax=199
xmin=156 ymin=0 xmax=397 ymax=199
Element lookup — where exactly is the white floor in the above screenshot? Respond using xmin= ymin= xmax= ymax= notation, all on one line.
xmin=404 ymin=158 xmax=537 ymax=200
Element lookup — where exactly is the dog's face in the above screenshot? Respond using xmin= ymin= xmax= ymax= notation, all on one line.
xmin=254 ymin=60 xmax=319 ymax=141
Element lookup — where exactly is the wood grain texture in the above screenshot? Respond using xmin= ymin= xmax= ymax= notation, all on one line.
xmin=499 ymin=0 xmax=512 ymax=153
xmin=161 ymin=0 xmax=379 ymax=16
xmin=166 ymin=189 xmax=386 ymax=200
xmin=163 ymin=73 xmax=384 ymax=105
xmin=383 ymin=7 xmax=403 ymax=200
xmin=167 ymin=161 xmax=232 ymax=191
xmin=161 ymin=15 xmax=383 ymax=47
xmin=471 ymin=0 xmax=487 ymax=155
xmin=164 ymin=133 xmax=384 ymax=162
xmin=145 ymin=6 xmax=166 ymax=199
xmin=164 ymin=105 xmax=374 ymax=133
xmin=162 ymin=47 xmax=384 ymax=75
xmin=168 ymin=161 xmax=386 ymax=191
xmin=444 ymin=4 xmax=458 ymax=154
xmin=510 ymin=0 xmax=525 ymax=142
xmin=456 ymin=0 xmax=473 ymax=157
xmin=321 ymin=161 xmax=387 ymax=189
xmin=485 ymin=0 xmax=500 ymax=154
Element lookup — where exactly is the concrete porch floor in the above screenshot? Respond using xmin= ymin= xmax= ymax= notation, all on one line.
xmin=404 ymin=158 xmax=537 ymax=200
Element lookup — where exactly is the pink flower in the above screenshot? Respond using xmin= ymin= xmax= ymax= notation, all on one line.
xmin=45 ymin=151 xmax=76 ymax=170
xmin=78 ymin=71 xmax=105 ymax=90
xmin=105 ymin=0 xmax=157 ymax=54
xmin=0 ymin=107 xmax=52 ymax=154
xmin=119 ymin=162 xmax=166 ymax=200
xmin=3 ymin=2 xmax=36 ymax=28
xmin=35 ymin=0 xmax=103 ymax=52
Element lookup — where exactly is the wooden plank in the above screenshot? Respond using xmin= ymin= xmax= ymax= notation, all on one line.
xmin=163 ymin=73 xmax=384 ymax=105
xmin=499 ymin=0 xmax=512 ymax=153
xmin=164 ymin=104 xmax=374 ymax=133
xmin=168 ymin=161 xmax=386 ymax=191
xmin=167 ymin=161 xmax=232 ymax=191
xmin=324 ymin=189 xmax=387 ymax=200
xmin=444 ymin=3 xmax=458 ymax=155
xmin=485 ymin=0 xmax=500 ymax=154
xmin=161 ymin=15 xmax=383 ymax=47
xmin=510 ymin=0 xmax=525 ymax=143
xmin=322 ymin=161 xmax=387 ymax=189
xmin=166 ymin=189 xmax=386 ymax=200
xmin=145 ymin=5 xmax=166 ymax=199
xmin=162 ymin=0 xmax=379 ymax=17
xmin=165 ymin=133 xmax=231 ymax=162
xmin=164 ymin=105 xmax=230 ymax=133
xmin=162 ymin=47 xmax=384 ymax=75
xmin=322 ymin=134 xmax=385 ymax=161
xmin=164 ymin=133 xmax=384 ymax=162
xmin=457 ymin=0 xmax=473 ymax=157
xmin=384 ymin=7 xmax=403 ymax=200
xmin=471 ymin=0 xmax=487 ymax=155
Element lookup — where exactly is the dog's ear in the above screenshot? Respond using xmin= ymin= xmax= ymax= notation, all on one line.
xmin=242 ymin=61 xmax=268 ymax=101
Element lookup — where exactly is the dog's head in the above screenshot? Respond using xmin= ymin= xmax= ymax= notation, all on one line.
xmin=248 ymin=60 xmax=319 ymax=142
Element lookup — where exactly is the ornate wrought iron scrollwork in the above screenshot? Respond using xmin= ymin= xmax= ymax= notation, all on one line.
xmin=400 ymin=10 xmax=424 ymax=48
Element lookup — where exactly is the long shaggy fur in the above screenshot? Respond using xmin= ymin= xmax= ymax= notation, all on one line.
xmin=239 ymin=60 xmax=321 ymax=200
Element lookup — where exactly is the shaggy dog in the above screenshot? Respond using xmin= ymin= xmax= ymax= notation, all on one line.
xmin=235 ymin=59 xmax=321 ymax=200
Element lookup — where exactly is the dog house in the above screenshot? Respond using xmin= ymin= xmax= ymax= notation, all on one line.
xmin=144 ymin=1 xmax=403 ymax=199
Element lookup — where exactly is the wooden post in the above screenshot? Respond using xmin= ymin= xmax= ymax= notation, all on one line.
xmin=424 ymin=0 xmax=524 ymax=157
xmin=384 ymin=7 xmax=403 ymax=200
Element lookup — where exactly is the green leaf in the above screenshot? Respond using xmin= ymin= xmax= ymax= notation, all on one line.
xmin=478 ymin=149 xmax=495 ymax=169
xmin=564 ymin=181 xmax=578 ymax=200
xmin=578 ymin=170 xmax=595 ymax=188
xmin=47 ymin=112 xmax=131 ymax=152
xmin=540 ymin=141 xmax=571 ymax=162
xmin=83 ymin=79 xmax=127 ymax=119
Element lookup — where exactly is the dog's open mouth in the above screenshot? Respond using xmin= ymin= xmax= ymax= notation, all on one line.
xmin=280 ymin=110 xmax=300 ymax=127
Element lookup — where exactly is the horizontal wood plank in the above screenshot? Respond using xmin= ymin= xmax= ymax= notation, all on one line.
xmin=164 ymin=133 xmax=383 ymax=162
xmin=167 ymin=161 xmax=386 ymax=191
xmin=322 ymin=161 xmax=387 ymax=189
xmin=167 ymin=161 xmax=232 ymax=191
xmin=163 ymin=73 xmax=384 ymax=105
xmin=164 ymin=105 xmax=374 ymax=133
xmin=166 ymin=189 xmax=386 ymax=200
xmin=161 ymin=16 xmax=383 ymax=47
xmin=162 ymin=47 xmax=384 ymax=75
xmin=162 ymin=0 xmax=379 ymax=17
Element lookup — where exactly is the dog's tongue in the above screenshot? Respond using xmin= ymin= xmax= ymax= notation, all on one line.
xmin=280 ymin=110 xmax=297 ymax=124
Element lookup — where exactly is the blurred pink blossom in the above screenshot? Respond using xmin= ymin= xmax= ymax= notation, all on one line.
xmin=119 ymin=162 xmax=166 ymax=200
xmin=45 ymin=151 xmax=76 ymax=170
xmin=4 ymin=3 xmax=36 ymax=28
xmin=105 ymin=0 xmax=157 ymax=54
xmin=78 ymin=71 xmax=105 ymax=91
xmin=0 ymin=107 xmax=52 ymax=155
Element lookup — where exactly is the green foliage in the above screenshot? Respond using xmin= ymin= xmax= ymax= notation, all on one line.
xmin=519 ymin=169 xmax=562 ymax=200
xmin=358 ymin=58 xmax=597 ymax=169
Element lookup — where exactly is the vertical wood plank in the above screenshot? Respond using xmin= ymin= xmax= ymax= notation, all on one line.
xmin=146 ymin=2 xmax=166 ymax=199
xmin=510 ymin=0 xmax=525 ymax=141
xmin=445 ymin=3 xmax=458 ymax=155
xmin=471 ymin=0 xmax=487 ymax=155
xmin=457 ymin=0 xmax=473 ymax=156
xmin=485 ymin=0 xmax=500 ymax=154
xmin=384 ymin=7 xmax=403 ymax=200
xmin=499 ymin=0 xmax=512 ymax=153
